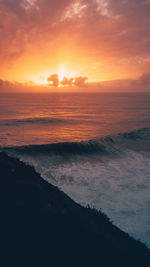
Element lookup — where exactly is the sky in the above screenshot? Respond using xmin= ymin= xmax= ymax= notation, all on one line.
xmin=0 ymin=0 xmax=150 ymax=89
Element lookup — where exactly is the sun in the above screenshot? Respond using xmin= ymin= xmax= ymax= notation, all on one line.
xmin=58 ymin=67 xmax=67 ymax=82
xmin=58 ymin=65 xmax=77 ymax=82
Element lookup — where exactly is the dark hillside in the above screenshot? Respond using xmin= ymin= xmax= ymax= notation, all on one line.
xmin=0 ymin=152 xmax=149 ymax=267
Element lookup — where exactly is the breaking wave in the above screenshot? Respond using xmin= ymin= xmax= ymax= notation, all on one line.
xmin=2 ymin=127 xmax=150 ymax=248
xmin=6 ymin=139 xmax=116 ymax=156
xmin=5 ymin=126 xmax=150 ymax=156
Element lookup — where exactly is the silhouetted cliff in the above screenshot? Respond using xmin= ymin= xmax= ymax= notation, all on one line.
xmin=0 ymin=152 xmax=150 ymax=266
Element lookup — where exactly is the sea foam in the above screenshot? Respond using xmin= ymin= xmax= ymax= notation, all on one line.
xmin=5 ymin=127 xmax=150 ymax=247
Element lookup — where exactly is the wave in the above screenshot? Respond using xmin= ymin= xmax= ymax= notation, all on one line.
xmin=116 ymin=127 xmax=150 ymax=140
xmin=4 ymin=126 xmax=150 ymax=157
xmin=5 ymin=140 xmax=112 ymax=156
xmin=0 ymin=117 xmax=75 ymax=127
xmin=2 ymin=126 xmax=150 ymax=248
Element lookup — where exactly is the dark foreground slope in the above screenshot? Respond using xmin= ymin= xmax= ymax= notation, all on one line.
xmin=0 ymin=152 xmax=150 ymax=267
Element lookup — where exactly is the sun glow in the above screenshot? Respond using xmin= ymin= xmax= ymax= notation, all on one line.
xmin=31 ymin=66 xmax=78 ymax=86
xmin=32 ymin=77 xmax=48 ymax=85
xmin=58 ymin=66 xmax=77 ymax=82
xmin=31 ymin=71 xmax=50 ymax=85
xmin=58 ymin=67 xmax=67 ymax=82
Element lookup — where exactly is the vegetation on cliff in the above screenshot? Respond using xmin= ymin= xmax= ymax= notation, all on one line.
xmin=0 ymin=152 xmax=150 ymax=266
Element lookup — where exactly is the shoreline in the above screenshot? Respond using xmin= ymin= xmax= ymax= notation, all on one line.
xmin=1 ymin=151 xmax=150 ymax=266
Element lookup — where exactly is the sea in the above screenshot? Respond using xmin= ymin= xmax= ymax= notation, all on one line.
xmin=0 ymin=92 xmax=150 ymax=247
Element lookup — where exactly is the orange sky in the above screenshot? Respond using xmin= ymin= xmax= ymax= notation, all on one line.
xmin=0 ymin=0 xmax=150 ymax=88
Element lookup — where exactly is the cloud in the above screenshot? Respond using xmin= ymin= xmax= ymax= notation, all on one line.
xmin=1 ymin=1 xmax=150 ymax=57
xmin=0 ymin=79 xmax=11 ymax=88
xmin=1 ymin=0 xmax=150 ymax=81
xmin=138 ymin=71 xmax=150 ymax=86
xmin=0 ymin=70 xmax=150 ymax=92
xmin=61 ymin=77 xmax=73 ymax=86
xmin=47 ymin=74 xmax=88 ymax=87
xmin=60 ymin=76 xmax=88 ymax=86
xmin=47 ymin=74 xmax=59 ymax=86
xmin=74 ymin=76 xmax=88 ymax=86
xmin=0 ymin=78 xmax=24 ymax=92
xmin=0 ymin=0 xmax=73 ymax=62
xmin=97 ymin=70 xmax=150 ymax=92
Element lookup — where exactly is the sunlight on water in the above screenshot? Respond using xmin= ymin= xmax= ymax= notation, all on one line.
xmin=0 ymin=92 xmax=150 ymax=146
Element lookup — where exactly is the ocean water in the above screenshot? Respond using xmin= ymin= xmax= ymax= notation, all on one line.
xmin=1 ymin=92 xmax=150 ymax=247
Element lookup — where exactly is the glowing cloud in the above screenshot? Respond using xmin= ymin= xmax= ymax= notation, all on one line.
xmin=0 ymin=0 xmax=150 ymax=85
xmin=47 ymin=74 xmax=59 ymax=87
xmin=47 ymin=73 xmax=88 ymax=87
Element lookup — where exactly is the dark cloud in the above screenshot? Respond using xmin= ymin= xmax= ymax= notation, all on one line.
xmin=47 ymin=74 xmax=59 ymax=86
xmin=0 ymin=78 xmax=23 ymax=92
xmin=74 ymin=76 xmax=88 ymax=86
xmin=98 ymin=70 xmax=150 ymax=92
xmin=47 ymin=74 xmax=88 ymax=87
xmin=0 ymin=79 xmax=11 ymax=87
xmin=138 ymin=71 xmax=150 ymax=86
xmin=61 ymin=77 xmax=73 ymax=86
xmin=1 ymin=70 xmax=150 ymax=92
xmin=60 ymin=76 xmax=88 ymax=86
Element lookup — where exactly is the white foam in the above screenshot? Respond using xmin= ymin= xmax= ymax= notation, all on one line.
xmin=14 ymin=150 xmax=150 ymax=247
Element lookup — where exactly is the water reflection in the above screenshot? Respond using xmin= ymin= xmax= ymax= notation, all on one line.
xmin=0 ymin=92 xmax=150 ymax=146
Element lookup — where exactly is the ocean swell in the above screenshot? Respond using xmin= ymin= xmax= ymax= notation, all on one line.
xmin=5 ymin=126 xmax=150 ymax=156
xmin=0 ymin=117 xmax=75 ymax=127
xmin=3 ymin=127 xmax=150 ymax=248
